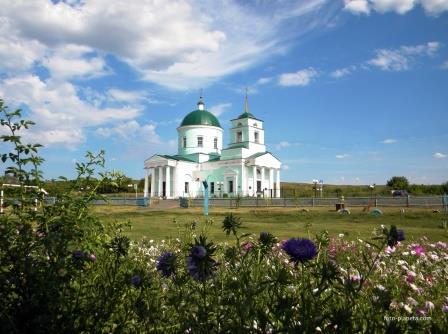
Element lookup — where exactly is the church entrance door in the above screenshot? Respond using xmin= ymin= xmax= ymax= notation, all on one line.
xmin=257 ymin=181 xmax=261 ymax=194
xmin=162 ymin=181 xmax=166 ymax=198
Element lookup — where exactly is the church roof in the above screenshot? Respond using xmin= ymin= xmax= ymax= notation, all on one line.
xmin=180 ymin=98 xmax=221 ymax=128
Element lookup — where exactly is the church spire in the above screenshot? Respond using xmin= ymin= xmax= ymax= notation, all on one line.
xmin=197 ymin=88 xmax=205 ymax=110
xmin=244 ymin=87 xmax=249 ymax=114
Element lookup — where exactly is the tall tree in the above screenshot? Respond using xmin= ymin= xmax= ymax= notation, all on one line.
xmin=386 ymin=176 xmax=410 ymax=190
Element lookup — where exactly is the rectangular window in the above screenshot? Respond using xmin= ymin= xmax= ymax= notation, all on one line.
xmin=254 ymin=131 xmax=259 ymax=143
xmin=184 ymin=182 xmax=189 ymax=194
xmin=214 ymin=137 xmax=218 ymax=149
xmin=237 ymin=131 xmax=242 ymax=143
xmin=228 ymin=180 xmax=234 ymax=193
xmin=183 ymin=136 xmax=186 ymax=148
xmin=210 ymin=182 xmax=215 ymax=194
xmin=197 ymin=136 xmax=203 ymax=147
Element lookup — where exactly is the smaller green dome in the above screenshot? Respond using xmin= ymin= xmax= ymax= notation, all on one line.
xmin=180 ymin=109 xmax=221 ymax=128
xmin=237 ymin=111 xmax=256 ymax=119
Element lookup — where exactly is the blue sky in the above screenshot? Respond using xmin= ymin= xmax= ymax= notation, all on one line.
xmin=0 ymin=0 xmax=447 ymax=184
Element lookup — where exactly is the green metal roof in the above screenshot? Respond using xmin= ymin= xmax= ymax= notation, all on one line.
xmin=180 ymin=109 xmax=221 ymax=128
xmin=237 ymin=111 xmax=256 ymax=119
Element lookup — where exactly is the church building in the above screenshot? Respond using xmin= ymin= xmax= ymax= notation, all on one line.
xmin=143 ymin=95 xmax=281 ymax=198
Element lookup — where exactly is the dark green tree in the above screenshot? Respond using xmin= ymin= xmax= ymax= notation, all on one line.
xmin=386 ymin=176 xmax=409 ymax=190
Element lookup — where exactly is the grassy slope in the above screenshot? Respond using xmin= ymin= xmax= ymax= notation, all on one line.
xmin=94 ymin=206 xmax=448 ymax=243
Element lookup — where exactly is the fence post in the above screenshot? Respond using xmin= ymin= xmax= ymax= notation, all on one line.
xmin=312 ymin=198 xmax=315 ymax=207
xmin=406 ymin=195 xmax=410 ymax=208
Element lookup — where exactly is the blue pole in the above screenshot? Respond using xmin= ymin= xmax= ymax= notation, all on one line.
xmin=203 ymin=181 xmax=209 ymax=216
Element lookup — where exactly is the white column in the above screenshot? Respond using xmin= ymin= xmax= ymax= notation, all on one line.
xmin=165 ymin=166 xmax=171 ymax=199
xmin=261 ymin=167 xmax=265 ymax=197
xmin=269 ymin=168 xmax=274 ymax=198
xmin=241 ymin=161 xmax=246 ymax=196
xmin=276 ymin=169 xmax=281 ymax=198
xmin=150 ymin=168 xmax=155 ymax=197
xmin=158 ymin=166 xmax=163 ymax=197
xmin=252 ymin=166 xmax=256 ymax=196
xmin=144 ymin=169 xmax=149 ymax=198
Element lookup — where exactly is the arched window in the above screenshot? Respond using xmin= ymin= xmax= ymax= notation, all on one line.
xmin=214 ymin=137 xmax=218 ymax=149
xmin=183 ymin=136 xmax=186 ymax=148
xmin=254 ymin=131 xmax=259 ymax=143
xmin=197 ymin=136 xmax=203 ymax=147
xmin=237 ymin=122 xmax=242 ymax=126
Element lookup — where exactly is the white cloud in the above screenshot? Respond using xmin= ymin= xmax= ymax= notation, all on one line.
xmin=281 ymin=164 xmax=290 ymax=171
xmin=441 ymin=60 xmax=448 ymax=69
xmin=372 ymin=0 xmax=417 ymax=14
xmin=106 ymin=88 xmax=157 ymax=104
xmin=95 ymin=120 xmax=161 ymax=143
xmin=335 ymin=154 xmax=351 ymax=159
xmin=209 ymin=103 xmax=232 ymax=117
xmin=0 ymin=75 xmax=140 ymax=148
xmin=368 ymin=41 xmax=440 ymax=71
xmin=344 ymin=0 xmax=371 ymax=14
xmin=0 ymin=19 xmax=45 ymax=73
xmin=276 ymin=141 xmax=292 ymax=150
xmin=0 ymin=0 xmax=335 ymax=90
xmin=344 ymin=0 xmax=448 ymax=16
xmin=43 ymin=44 xmax=109 ymax=80
xmin=421 ymin=0 xmax=448 ymax=15
xmin=330 ymin=66 xmax=355 ymax=78
xmin=278 ymin=67 xmax=318 ymax=87
xmin=382 ymin=138 xmax=397 ymax=144
xmin=256 ymin=77 xmax=273 ymax=85
xmin=434 ymin=152 xmax=447 ymax=159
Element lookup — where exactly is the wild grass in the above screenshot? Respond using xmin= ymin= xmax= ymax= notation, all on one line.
xmin=94 ymin=206 xmax=448 ymax=242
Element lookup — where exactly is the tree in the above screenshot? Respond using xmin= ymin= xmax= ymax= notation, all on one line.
xmin=386 ymin=176 xmax=409 ymax=190
xmin=442 ymin=181 xmax=448 ymax=194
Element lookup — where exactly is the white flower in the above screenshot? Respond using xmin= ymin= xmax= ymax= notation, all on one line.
xmin=406 ymin=297 xmax=418 ymax=306
xmin=149 ymin=239 xmax=154 ymax=243
xmin=339 ymin=233 xmax=344 ymax=238
xmin=425 ymin=301 xmax=435 ymax=310
xmin=409 ymin=283 xmax=419 ymax=292
xmin=404 ymin=304 xmax=413 ymax=314
xmin=376 ymin=284 xmax=387 ymax=291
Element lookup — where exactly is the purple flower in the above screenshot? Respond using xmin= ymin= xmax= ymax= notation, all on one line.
xmin=442 ymin=305 xmax=448 ymax=313
xmin=87 ymin=254 xmax=96 ymax=262
xmin=282 ymin=238 xmax=317 ymax=263
xmin=397 ymin=229 xmax=405 ymax=242
xmin=242 ymin=242 xmax=254 ymax=251
xmin=131 ymin=275 xmax=141 ymax=286
xmin=186 ymin=256 xmax=216 ymax=282
xmin=191 ymin=245 xmax=207 ymax=259
xmin=72 ymin=250 xmax=85 ymax=259
xmin=156 ymin=252 xmax=177 ymax=277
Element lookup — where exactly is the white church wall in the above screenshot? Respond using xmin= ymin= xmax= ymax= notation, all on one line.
xmin=177 ymin=125 xmax=223 ymax=155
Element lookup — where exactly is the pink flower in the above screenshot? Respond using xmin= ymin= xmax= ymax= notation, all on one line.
xmin=242 ymin=242 xmax=254 ymax=251
xmin=425 ymin=301 xmax=435 ymax=311
xmin=385 ymin=246 xmax=396 ymax=254
xmin=412 ymin=245 xmax=425 ymax=256
xmin=405 ymin=271 xmax=416 ymax=283
xmin=442 ymin=305 xmax=448 ymax=313
xmin=416 ymin=308 xmax=427 ymax=316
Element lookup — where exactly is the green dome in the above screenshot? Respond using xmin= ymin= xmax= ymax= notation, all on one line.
xmin=237 ymin=111 xmax=256 ymax=119
xmin=180 ymin=109 xmax=221 ymax=128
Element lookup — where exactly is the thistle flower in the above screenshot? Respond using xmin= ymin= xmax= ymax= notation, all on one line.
xmin=397 ymin=229 xmax=405 ymax=242
xmin=191 ymin=245 xmax=207 ymax=259
xmin=72 ymin=250 xmax=85 ymax=259
xmin=131 ymin=275 xmax=141 ymax=286
xmin=187 ymin=238 xmax=217 ymax=281
xmin=242 ymin=242 xmax=254 ymax=251
xmin=282 ymin=238 xmax=317 ymax=263
xmin=156 ymin=252 xmax=177 ymax=277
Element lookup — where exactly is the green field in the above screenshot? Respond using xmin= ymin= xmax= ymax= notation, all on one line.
xmin=95 ymin=206 xmax=448 ymax=242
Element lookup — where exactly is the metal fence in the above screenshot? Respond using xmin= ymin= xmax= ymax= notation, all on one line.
xmin=185 ymin=196 xmax=448 ymax=209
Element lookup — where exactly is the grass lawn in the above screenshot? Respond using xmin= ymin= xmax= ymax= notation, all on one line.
xmin=94 ymin=205 xmax=448 ymax=243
